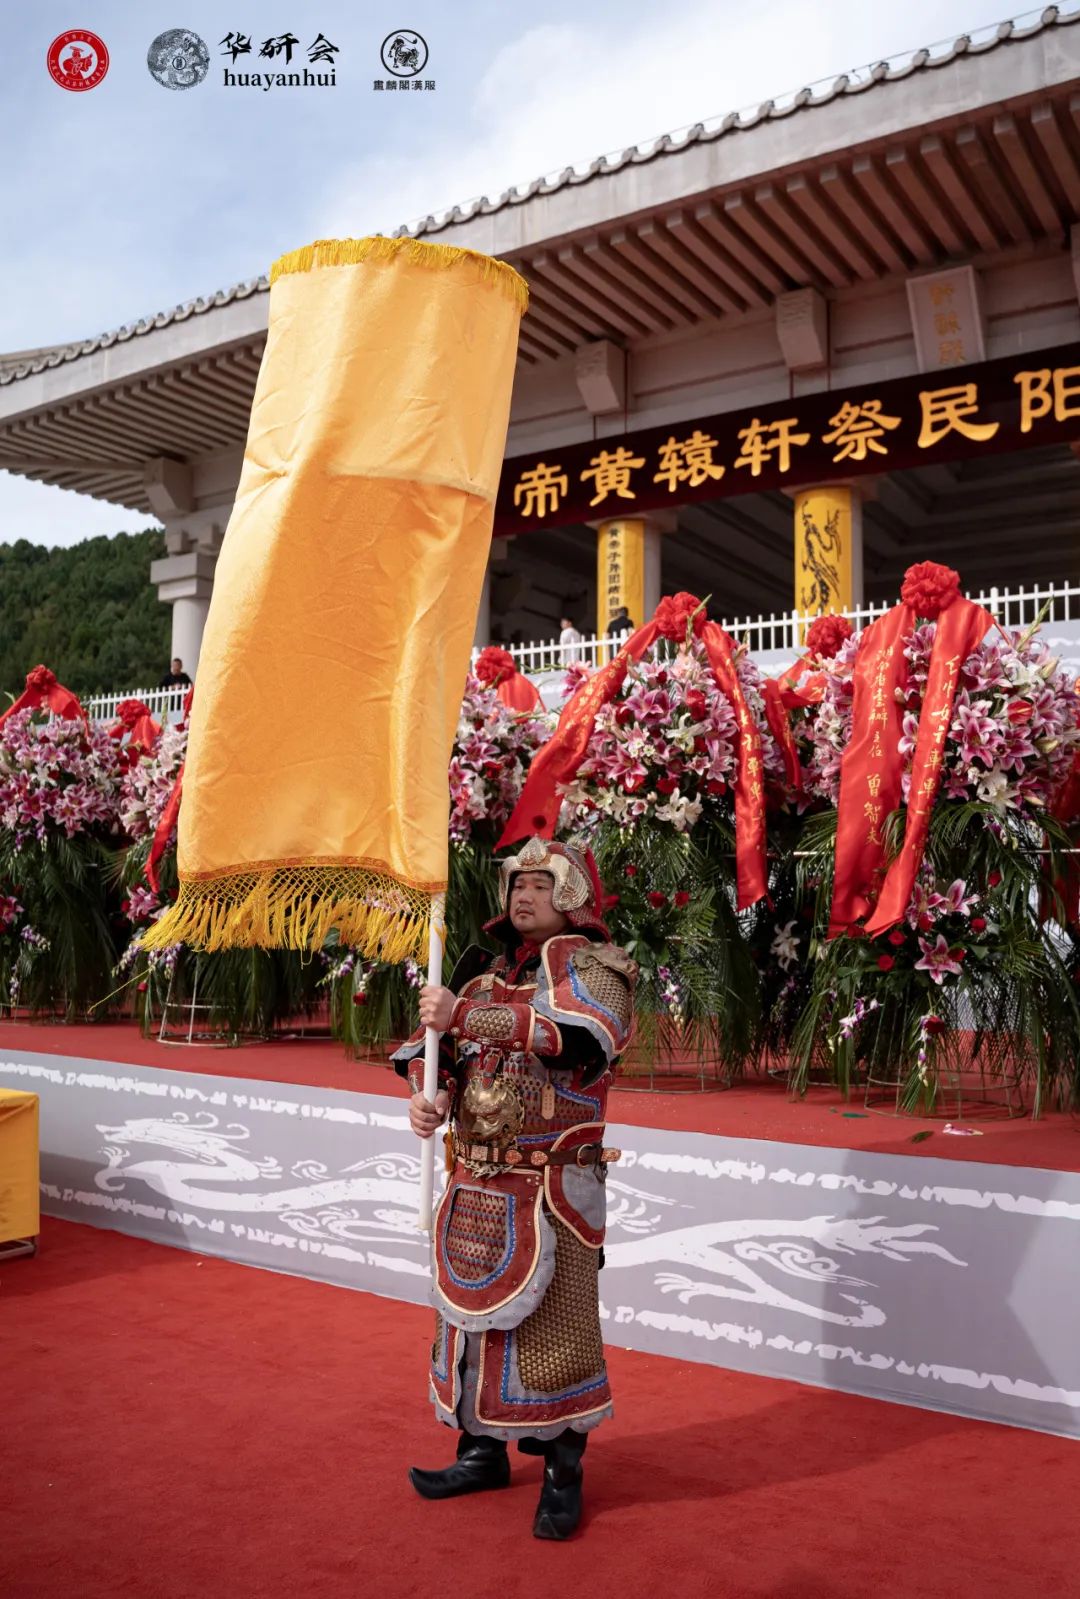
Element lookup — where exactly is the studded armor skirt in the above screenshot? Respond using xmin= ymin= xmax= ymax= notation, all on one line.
xmin=428 ymin=1155 xmax=612 ymax=1440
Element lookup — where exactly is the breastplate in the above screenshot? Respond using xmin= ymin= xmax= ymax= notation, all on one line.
xmin=452 ymin=970 xmax=608 ymax=1153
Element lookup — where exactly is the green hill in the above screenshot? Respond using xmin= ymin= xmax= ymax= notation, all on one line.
xmin=0 ymin=530 xmax=170 ymax=703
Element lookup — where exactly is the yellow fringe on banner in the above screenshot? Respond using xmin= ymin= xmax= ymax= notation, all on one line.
xmin=269 ymin=235 xmax=530 ymax=315
xmin=138 ymin=864 xmax=437 ymax=963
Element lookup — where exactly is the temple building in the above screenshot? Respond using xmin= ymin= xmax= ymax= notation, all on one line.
xmin=3 ymin=11 xmax=1080 ymax=671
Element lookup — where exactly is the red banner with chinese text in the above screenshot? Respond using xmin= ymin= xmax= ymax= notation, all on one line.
xmin=701 ymin=623 xmax=769 ymax=908
xmin=146 ymin=763 xmax=184 ymax=894
xmin=827 ymin=607 xmax=913 ymax=938
xmin=864 ymin=598 xmax=993 ymax=936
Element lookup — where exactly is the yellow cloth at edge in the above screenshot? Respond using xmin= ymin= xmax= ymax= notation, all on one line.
xmin=0 ymin=1089 xmax=40 ymax=1244
xmin=142 ymin=236 xmax=526 ymax=960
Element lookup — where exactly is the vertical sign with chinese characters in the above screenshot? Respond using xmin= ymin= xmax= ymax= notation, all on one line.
xmin=793 ymin=485 xmax=862 ymax=620
xmin=906 ymin=266 xmax=986 ymax=373
xmin=596 ymin=519 xmax=646 ymax=640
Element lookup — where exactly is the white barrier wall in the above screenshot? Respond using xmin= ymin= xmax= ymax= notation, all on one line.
xmin=4 ymin=1049 xmax=1079 ymax=1441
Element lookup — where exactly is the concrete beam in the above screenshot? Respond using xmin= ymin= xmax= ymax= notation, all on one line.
xmin=144 ymin=456 xmax=194 ymax=518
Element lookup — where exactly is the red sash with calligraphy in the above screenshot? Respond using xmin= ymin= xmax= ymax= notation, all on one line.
xmin=864 ymin=595 xmax=993 ymax=936
xmin=701 ymin=623 xmax=769 ymax=907
xmin=498 ymin=595 xmax=769 ymax=908
xmin=827 ymin=606 xmax=913 ymax=937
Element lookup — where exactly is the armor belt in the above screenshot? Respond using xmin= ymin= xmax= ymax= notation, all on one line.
xmin=453 ymin=1138 xmax=622 ymax=1171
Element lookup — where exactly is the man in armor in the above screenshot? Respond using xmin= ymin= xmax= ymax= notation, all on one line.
xmin=392 ymin=837 xmax=636 ymax=1540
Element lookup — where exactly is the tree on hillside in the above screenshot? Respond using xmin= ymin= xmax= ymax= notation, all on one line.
xmin=0 ymin=530 xmax=170 ymax=703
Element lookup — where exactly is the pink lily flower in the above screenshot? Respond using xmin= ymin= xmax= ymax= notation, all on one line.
xmin=915 ymin=934 xmax=964 ymax=985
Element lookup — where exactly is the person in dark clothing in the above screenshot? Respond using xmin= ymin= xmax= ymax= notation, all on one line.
xmin=159 ymin=657 xmax=192 ymax=688
xmin=608 ymin=606 xmax=635 ymax=641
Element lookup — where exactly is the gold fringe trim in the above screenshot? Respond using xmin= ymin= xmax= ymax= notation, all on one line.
xmin=269 ymin=235 xmax=529 ymax=315
xmin=138 ymin=863 xmax=438 ymax=963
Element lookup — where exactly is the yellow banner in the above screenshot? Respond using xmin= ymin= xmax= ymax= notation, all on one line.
xmin=596 ymin=518 xmax=646 ymax=637
xmin=0 ymin=1090 xmax=39 ymax=1244
xmin=142 ymin=237 xmax=526 ymax=962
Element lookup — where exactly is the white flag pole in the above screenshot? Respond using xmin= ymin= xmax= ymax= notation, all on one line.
xmin=417 ymin=891 xmax=446 ymax=1230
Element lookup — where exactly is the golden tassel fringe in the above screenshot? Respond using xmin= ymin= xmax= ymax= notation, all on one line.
xmin=137 ymin=864 xmax=438 ymax=963
xmin=269 ymin=235 xmax=529 ymax=315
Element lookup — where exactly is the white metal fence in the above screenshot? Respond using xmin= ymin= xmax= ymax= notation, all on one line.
xmin=83 ymin=685 xmax=189 ymax=725
xmin=493 ymin=581 xmax=1080 ymax=673
xmin=79 ymin=581 xmax=1080 ymax=723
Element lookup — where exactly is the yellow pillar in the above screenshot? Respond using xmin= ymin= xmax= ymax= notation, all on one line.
xmin=595 ymin=517 xmax=661 ymax=638
xmin=793 ymin=484 xmax=863 ymax=618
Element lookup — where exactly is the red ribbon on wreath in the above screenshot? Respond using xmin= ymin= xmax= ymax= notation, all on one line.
xmin=829 ymin=564 xmax=993 ymax=938
xmin=758 ymin=614 xmax=855 ymax=797
xmin=145 ymin=763 xmax=183 ymax=894
xmin=0 ymin=665 xmax=86 ymax=729
xmin=144 ymin=688 xmax=193 ymax=894
xmin=498 ymin=593 xmax=768 ymax=909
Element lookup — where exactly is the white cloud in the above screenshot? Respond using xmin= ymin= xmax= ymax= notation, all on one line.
xmin=0 ymin=0 xmax=1027 ymax=547
xmin=315 ymin=0 xmax=1009 ymax=238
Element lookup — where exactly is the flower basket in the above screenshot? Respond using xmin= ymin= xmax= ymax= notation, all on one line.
xmin=553 ymin=621 xmax=788 ymax=1085
xmin=0 ymin=708 xmax=125 ymax=1019
xmin=786 ymin=601 xmax=1080 ymax=1115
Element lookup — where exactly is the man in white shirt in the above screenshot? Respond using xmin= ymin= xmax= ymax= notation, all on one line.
xmin=558 ymin=615 xmax=583 ymax=665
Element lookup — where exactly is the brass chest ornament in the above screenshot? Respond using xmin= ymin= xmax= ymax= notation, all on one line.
xmin=456 ymin=1075 xmax=525 ymax=1177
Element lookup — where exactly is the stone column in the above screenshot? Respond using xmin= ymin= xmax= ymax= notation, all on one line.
xmin=792 ymin=484 xmax=864 ymax=619
xmin=149 ymin=512 xmax=224 ymax=678
xmin=143 ymin=457 xmax=226 ymax=679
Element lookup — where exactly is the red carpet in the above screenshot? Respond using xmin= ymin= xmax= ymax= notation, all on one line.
xmin=1 ymin=1219 xmax=1075 ymax=1599
xmin=4 ymin=1017 xmax=1079 ymax=1172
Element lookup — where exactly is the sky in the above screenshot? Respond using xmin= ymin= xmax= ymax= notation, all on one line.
xmin=0 ymin=0 xmax=1050 ymax=547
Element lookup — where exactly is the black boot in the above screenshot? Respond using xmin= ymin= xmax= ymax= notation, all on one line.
xmin=532 ymin=1431 xmax=586 ymax=1541
xmin=409 ymin=1431 xmax=510 ymax=1500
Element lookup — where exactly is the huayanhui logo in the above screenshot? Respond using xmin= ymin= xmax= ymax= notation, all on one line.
xmin=147 ymin=29 xmax=210 ymax=90
xmin=220 ymin=30 xmax=339 ymax=89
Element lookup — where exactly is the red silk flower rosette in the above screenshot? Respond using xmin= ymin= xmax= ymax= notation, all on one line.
xmin=804 ymin=613 xmax=854 ymax=660
xmin=474 ymin=646 xmax=516 ymax=687
xmin=0 ymin=664 xmax=86 ymax=729
xmin=474 ymin=645 xmax=541 ymax=714
xmin=654 ymin=591 xmax=707 ymax=643
xmin=900 ymin=561 xmax=961 ymax=619
xmin=109 ymin=698 xmax=161 ymax=765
